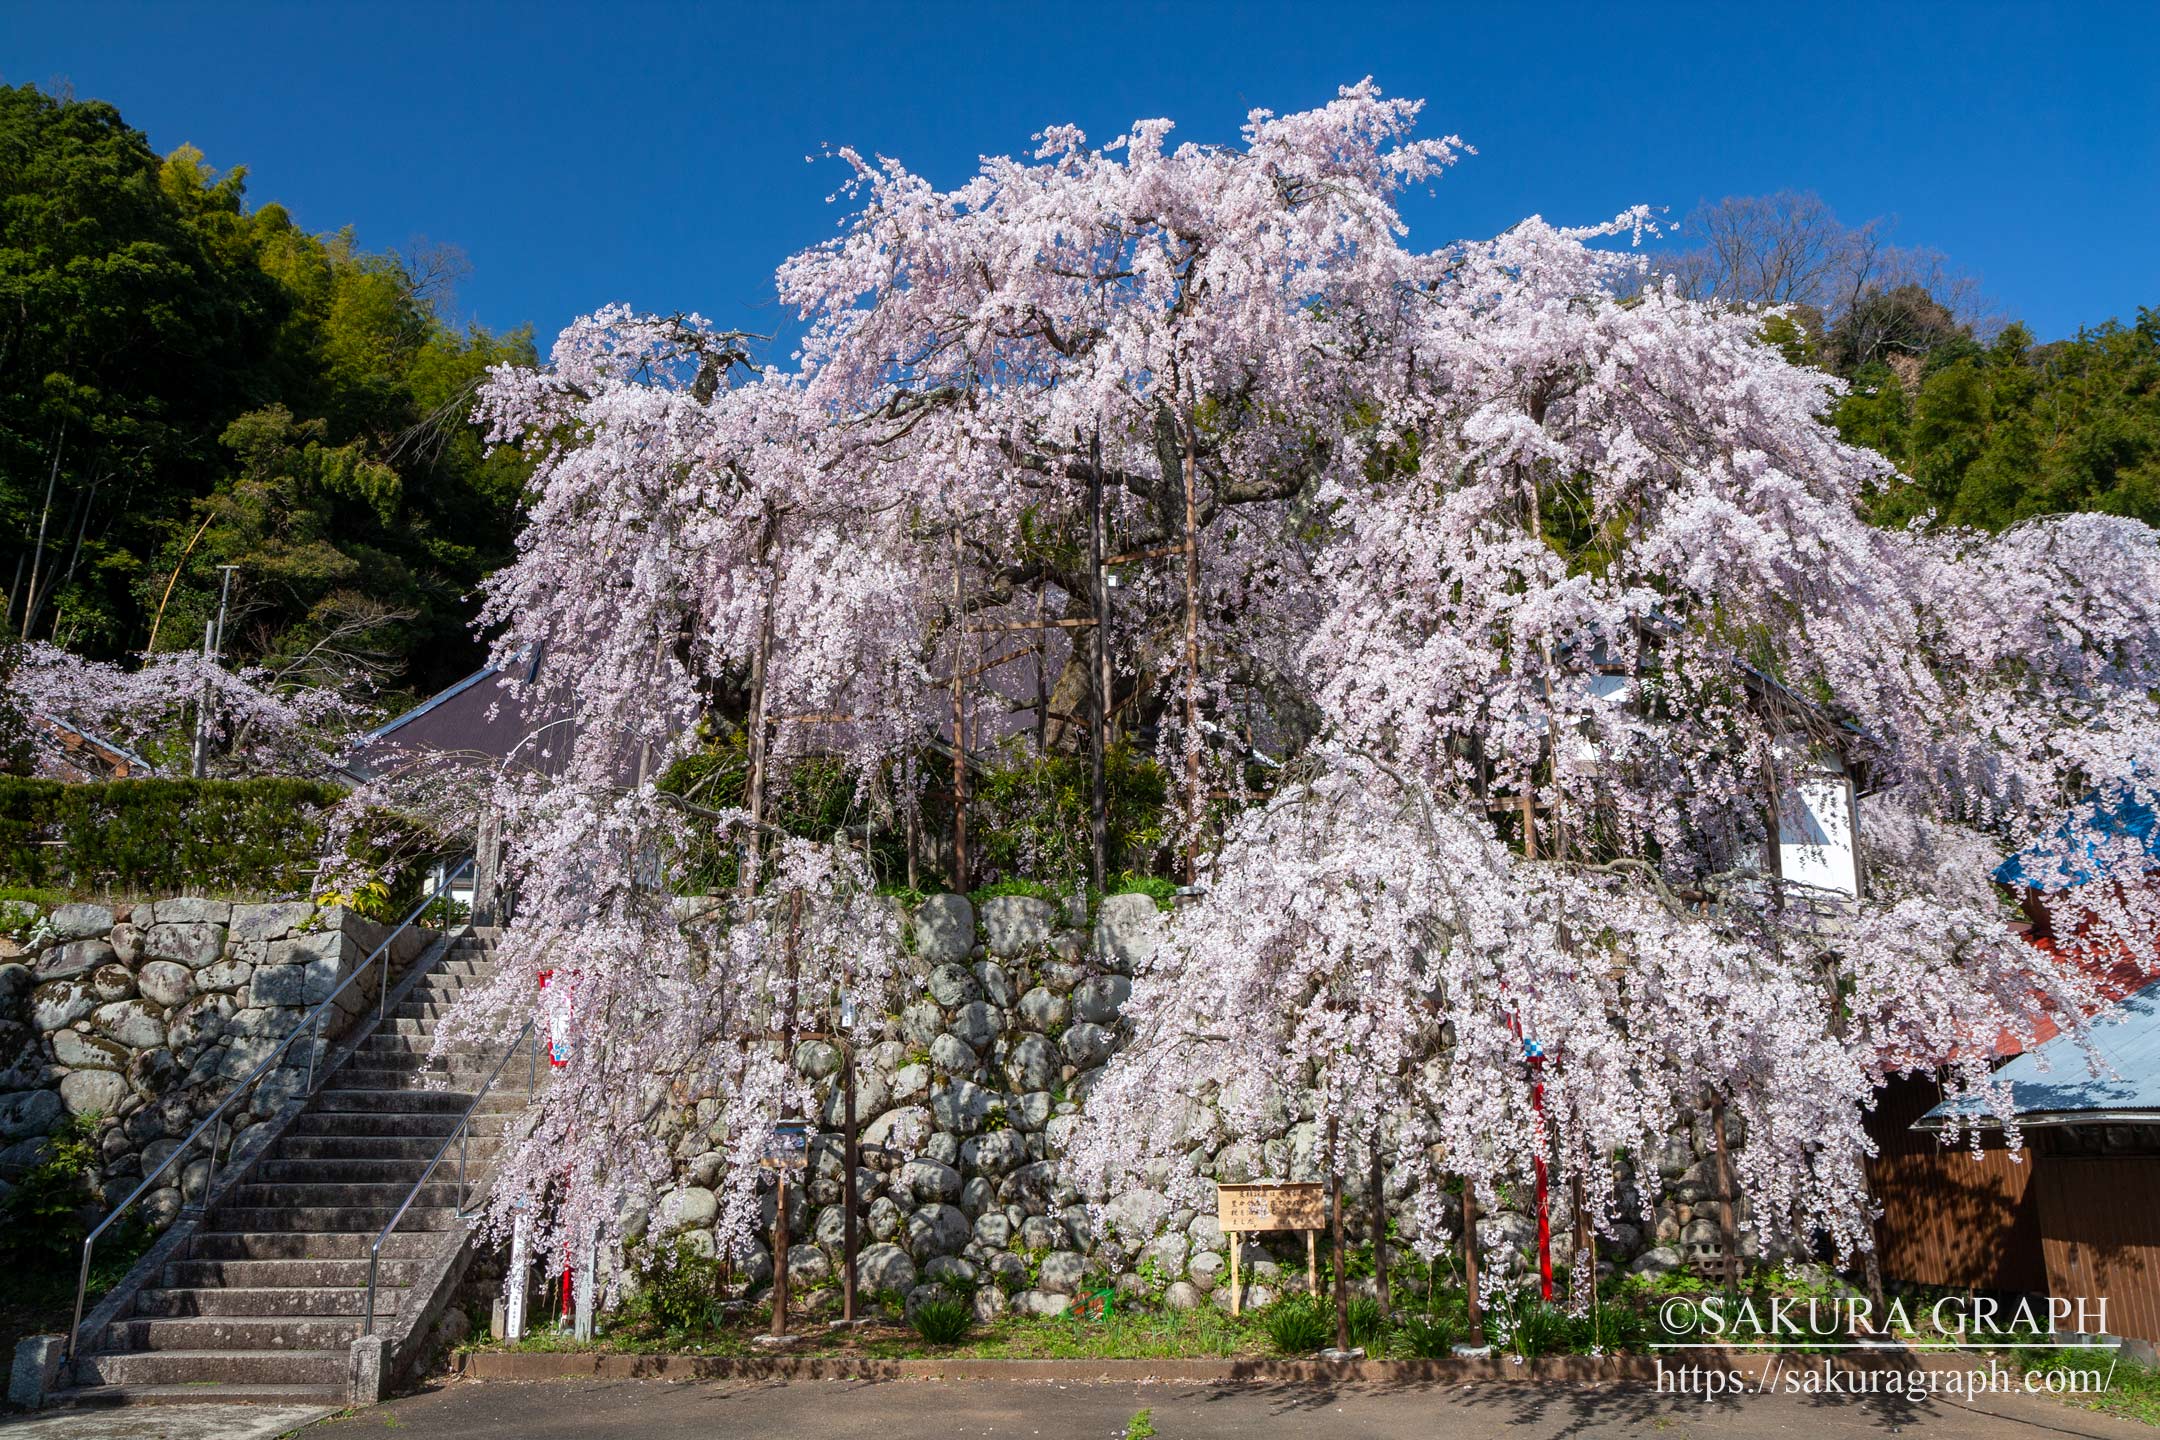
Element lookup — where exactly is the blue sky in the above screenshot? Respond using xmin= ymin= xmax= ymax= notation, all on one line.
xmin=8 ymin=2 xmax=2156 ymax=350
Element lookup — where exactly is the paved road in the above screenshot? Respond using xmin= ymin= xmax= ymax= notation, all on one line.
xmin=294 ymin=1376 xmax=2153 ymax=1440
xmin=0 ymin=1405 xmax=332 ymax=1440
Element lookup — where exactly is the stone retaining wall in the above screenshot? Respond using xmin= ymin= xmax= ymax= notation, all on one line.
xmin=636 ymin=892 xmax=1767 ymax=1324
xmin=0 ymin=897 xmax=435 ymax=1226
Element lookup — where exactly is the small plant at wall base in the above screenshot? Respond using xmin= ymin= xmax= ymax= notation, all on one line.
xmin=908 ymin=1293 xmax=973 ymax=1345
xmin=1261 ymin=1294 xmax=1334 ymax=1356
xmin=625 ymin=1239 xmax=726 ymax=1336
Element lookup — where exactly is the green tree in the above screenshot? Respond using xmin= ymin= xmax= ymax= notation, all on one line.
xmin=1 ymin=84 xmax=535 ymax=704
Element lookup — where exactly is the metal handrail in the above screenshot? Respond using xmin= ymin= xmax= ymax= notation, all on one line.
xmin=364 ymin=1019 xmax=538 ymax=1334
xmin=67 ymin=856 xmax=474 ymax=1361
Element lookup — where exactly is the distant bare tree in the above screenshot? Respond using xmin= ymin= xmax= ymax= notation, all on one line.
xmin=1667 ymin=191 xmax=1991 ymax=352
xmin=397 ymin=238 xmax=472 ymax=311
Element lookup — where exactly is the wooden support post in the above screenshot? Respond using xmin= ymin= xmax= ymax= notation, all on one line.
xmin=1462 ymin=1180 xmax=1485 ymax=1348
xmin=1710 ymin=1098 xmax=1741 ymax=1295
xmin=842 ymin=1050 xmax=860 ymax=1325
xmin=771 ymin=1169 xmax=790 ymax=1337
xmin=1330 ymin=1160 xmax=1350 ymax=1353
xmin=1371 ymin=1134 xmax=1390 ymax=1320
xmin=1306 ymin=1230 xmax=1318 ymax=1297
xmin=1228 ymin=1229 xmax=1241 ymax=1317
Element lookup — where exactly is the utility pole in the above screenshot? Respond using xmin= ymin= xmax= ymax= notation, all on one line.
xmin=190 ymin=620 xmax=213 ymax=778
xmin=191 ymin=567 xmax=239 ymax=780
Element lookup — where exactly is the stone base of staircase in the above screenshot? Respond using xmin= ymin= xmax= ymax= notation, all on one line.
xmin=49 ymin=927 xmax=537 ymax=1409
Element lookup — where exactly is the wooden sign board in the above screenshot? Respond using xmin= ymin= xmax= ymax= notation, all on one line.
xmin=760 ymin=1121 xmax=809 ymax=1171
xmin=1217 ymin=1181 xmax=1325 ymax=1233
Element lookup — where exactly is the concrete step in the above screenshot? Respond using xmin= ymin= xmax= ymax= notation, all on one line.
xmin=163 ymin=1257 xmax=422 ymax=1289
xmin=313 ymin=1087 xmax=483 ymax=1113
xmin=285 ymin=1109 xmax=511 ymax=1138
xmin=391 ymin=999 xmax=467 ymax=1022
xmin=357 ymin=1033 xmax=501 ymax=1057
xmin=51 ymin=1381 xmax=346 ymax=1407
xmin=273 ymin=1129 xmax=504 ymax=1157
xmin=135 ymin=1285 xmax=403 ymax=1318
xmin=72 ymin=1348 xmax=348 ymax=1387
xmin=258 ymin=1153 xmax=496 ymax=1184
xmin=104 ymin=1315 xmax=367 ymax=1352
xmin=186 ymin=1230 xmax=439 ymax=1262
xmin=207 ymin=1204 xmax=462 ymax=1235
xmin=229 ymin=1180 xmax=466 ymax=1210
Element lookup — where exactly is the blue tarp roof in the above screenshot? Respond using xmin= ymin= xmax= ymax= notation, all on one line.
xmin=1921 ymin=981 xmax=2160 ymax=1127
xmin=1993 ymin=786 xmax=2160 ymax=890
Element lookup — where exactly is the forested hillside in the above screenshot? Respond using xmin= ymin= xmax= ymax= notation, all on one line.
xmin=0 ymin=84 xmax=535 ymax=705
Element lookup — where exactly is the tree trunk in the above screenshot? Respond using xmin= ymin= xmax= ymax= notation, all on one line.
xmin=949 ymin=532 xmax=969 ymax=892
xmin=1329 ymin=1117 xmax=1349 ymax=1352
xmin=1710 ymin=1098 xmax=1741 ymax=1296
xmin=1087 ymin=432 xmax=1110 ymax=891
xmin=1370 ymin=1132 xmax=1389 ymax=1320
xmin=843 ymin=1047 xmax=860 ymax=1325
xmin=21 ymin=419 xmax=65 ymax=642
xmin=1178 ymin=416 xmax=1202 ymax=880
xmin=1462 ymin=1179 xmax=1484 ymax=1348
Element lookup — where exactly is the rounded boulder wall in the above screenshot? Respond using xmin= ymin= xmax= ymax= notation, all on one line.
xmin=911 ymin=896 xmax=976 ymax=966
xmin=30 ymin=980 xmax=96 ymax=1032
xmin=949 ymin=1002 xmax=1001 ymax=1050
xmin=1092 ymin=893 xmax=1163 ymax=971
xmin=971 ymin=961 xmax=1016 ymax=1008
xmin=657 ymin=1186 xmax=719 ymax=1236
xmin=900 ymin=1157 xmax=963 ymax=1204
xmin=0 ymin=1088 xmax=64 ymax=1139
xmin=52 ymin=1029 xmax=128 ymax=1071
xmin=93 ymin=1000 xmax=168 ymax=1051
xmin=980 ymin=896 xmax=1055 ymax=959
xmin=856 ymin=1240 xmax=917 ymax=1295
xmin=959 ymin=1128 xmax=1028 ymax=1178
xmin=1060 ymin=1022 xmax=1115 ymax=1070
xmin=1016 ymin=987 xmax=1067 ymax=1032
xmin=928 ymin=1033 xmax=977 ymax=1074
xmin=87 ymin=963 xmax=136 ymax=1003
xmin=59 ymin=1068 xmax=129 ymax=1117
xmin=136 ymin=961 xmax=193 ymax=1010
xmin=925 ymin=963 xmax=981 ymax=1009
xmin=905 ymin=1202 xmax=971 ymax=1258
xmin=1072 ymin=974 xmax=1131 ymax=1025
xmin=929 ymin=1079 xmax=993 ymax=1135
xmin=143 ymin=922 xmax=227 ymax=969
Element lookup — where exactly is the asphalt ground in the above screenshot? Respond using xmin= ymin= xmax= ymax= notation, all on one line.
xmin=289 ymin=1374 xmax=2155 ymax=1440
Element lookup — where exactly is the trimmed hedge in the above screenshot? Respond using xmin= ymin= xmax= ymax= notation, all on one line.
xmin=0 ymin=777 xmax=347 ymax=894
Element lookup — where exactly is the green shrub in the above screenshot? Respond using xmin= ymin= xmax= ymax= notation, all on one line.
xmin=970 ymin=877 xmax=1060 ymax=906
xmin=1346 ymin=1294 xmax=1387 ymax=1350
xmin=1503 ymin=1301 xmax=1578 ymax=1358
xmin=1396 ymin=1311 xmax=1460 ymax=1357
xmin=0 ymin=1114 xmax=100 ymax=1269
xmin=1261 ymin=1294 xmax=1334 ymax=1355
xmin=628 ymin=1238 xmax=726 ymax=1334
xmin=0 ymin=777 xmax=347 ymax=892
xmin=1107 ymin=872 xmax=1179 ymax=911
xmin=909 ymin=1292 xmax=974 ymax=1344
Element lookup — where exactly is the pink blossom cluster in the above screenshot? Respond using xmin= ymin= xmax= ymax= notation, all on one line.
xmin=458 ymin=82 xmax=2159 ymax=1270
xmin=8 ymin=641 xmax=367 ymax=777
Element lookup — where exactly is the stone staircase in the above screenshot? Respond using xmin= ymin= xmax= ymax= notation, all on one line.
xmin=63 ymin=929 xmax=536 ymax=1406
